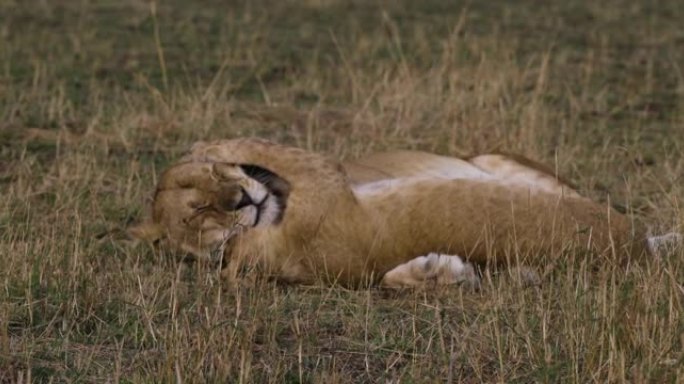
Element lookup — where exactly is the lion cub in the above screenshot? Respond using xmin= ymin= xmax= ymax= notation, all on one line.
xmin=131 ymin=139 xmax=674 ymax=288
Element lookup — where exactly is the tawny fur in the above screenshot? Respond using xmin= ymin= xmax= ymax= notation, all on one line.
xmin=344 ymin=150 xmax=581 ymax=286
xmin=145 ymin=138 xmax=650 ymax=287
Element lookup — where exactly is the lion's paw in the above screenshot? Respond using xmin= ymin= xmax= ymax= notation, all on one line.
xmin=647 ymin=232 xmax=682 ymax=259
xmin=380 ymin=253 xmax=480 ymax=289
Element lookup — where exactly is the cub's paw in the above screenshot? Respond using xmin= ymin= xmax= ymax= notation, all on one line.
xmin=647 ymin=232 xmax=682 ymax=259
xmin=380 ymin=253 xmax=480 ymax=289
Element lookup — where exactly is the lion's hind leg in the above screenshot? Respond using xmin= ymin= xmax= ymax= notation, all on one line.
xmin=380 ymin=253 xmax=480 ymax=289
xmin=468 ymin=154 xmax=581 ymax=198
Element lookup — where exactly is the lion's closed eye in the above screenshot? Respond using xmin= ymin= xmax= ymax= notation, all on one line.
xmin=182 ymin=202 xmax=213 ymax=226
xmin=188 ymin=200 xmax=211 ymax=210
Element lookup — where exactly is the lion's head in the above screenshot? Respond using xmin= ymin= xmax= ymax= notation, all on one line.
xmin=129 ymin=161 xmax=290 ymax=263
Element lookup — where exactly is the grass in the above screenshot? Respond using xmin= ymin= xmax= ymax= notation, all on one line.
xmin=1 ymin=0 xmax=683 ymax=382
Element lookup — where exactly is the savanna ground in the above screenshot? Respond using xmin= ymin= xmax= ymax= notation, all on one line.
xmin=1 ymin=0 xmax=683 ymax=382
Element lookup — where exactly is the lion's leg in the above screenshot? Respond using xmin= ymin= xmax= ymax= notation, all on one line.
xmin=468 ymin=154 xmax=581 ymax=198
xmin=379 ymin=253 xmax=480 ymax=289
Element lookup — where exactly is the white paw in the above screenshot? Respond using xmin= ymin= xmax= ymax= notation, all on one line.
xmin=380 ymin=253 xmax=480 ymax=289
xmin=647 ymin=232 xmax=682 ymax=258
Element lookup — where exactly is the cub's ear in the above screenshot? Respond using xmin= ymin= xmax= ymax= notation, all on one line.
xmin=127 ymin=222 xmax=163 ymax=243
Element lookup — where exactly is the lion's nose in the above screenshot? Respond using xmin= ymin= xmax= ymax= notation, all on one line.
xmin=234 ymin=190 xmax=254 ymax=210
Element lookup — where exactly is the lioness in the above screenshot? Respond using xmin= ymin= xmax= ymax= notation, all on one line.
xmin=130 ymin=138 xmax=676 ymax=288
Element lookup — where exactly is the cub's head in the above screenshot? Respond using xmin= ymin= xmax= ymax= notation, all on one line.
xmin=129 ymin=161 xmax=290 ymax=263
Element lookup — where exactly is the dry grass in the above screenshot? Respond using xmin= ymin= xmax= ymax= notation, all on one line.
xmin=1 ymin=0 xmax=683 ymax=382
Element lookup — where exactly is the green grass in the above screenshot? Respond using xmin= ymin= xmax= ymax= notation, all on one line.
xmin=1 ymin=0 xmax=683 ymax=382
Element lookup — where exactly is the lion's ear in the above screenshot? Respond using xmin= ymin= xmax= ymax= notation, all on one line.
xmin=127 ymin=222 xmax=163 ymax=243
